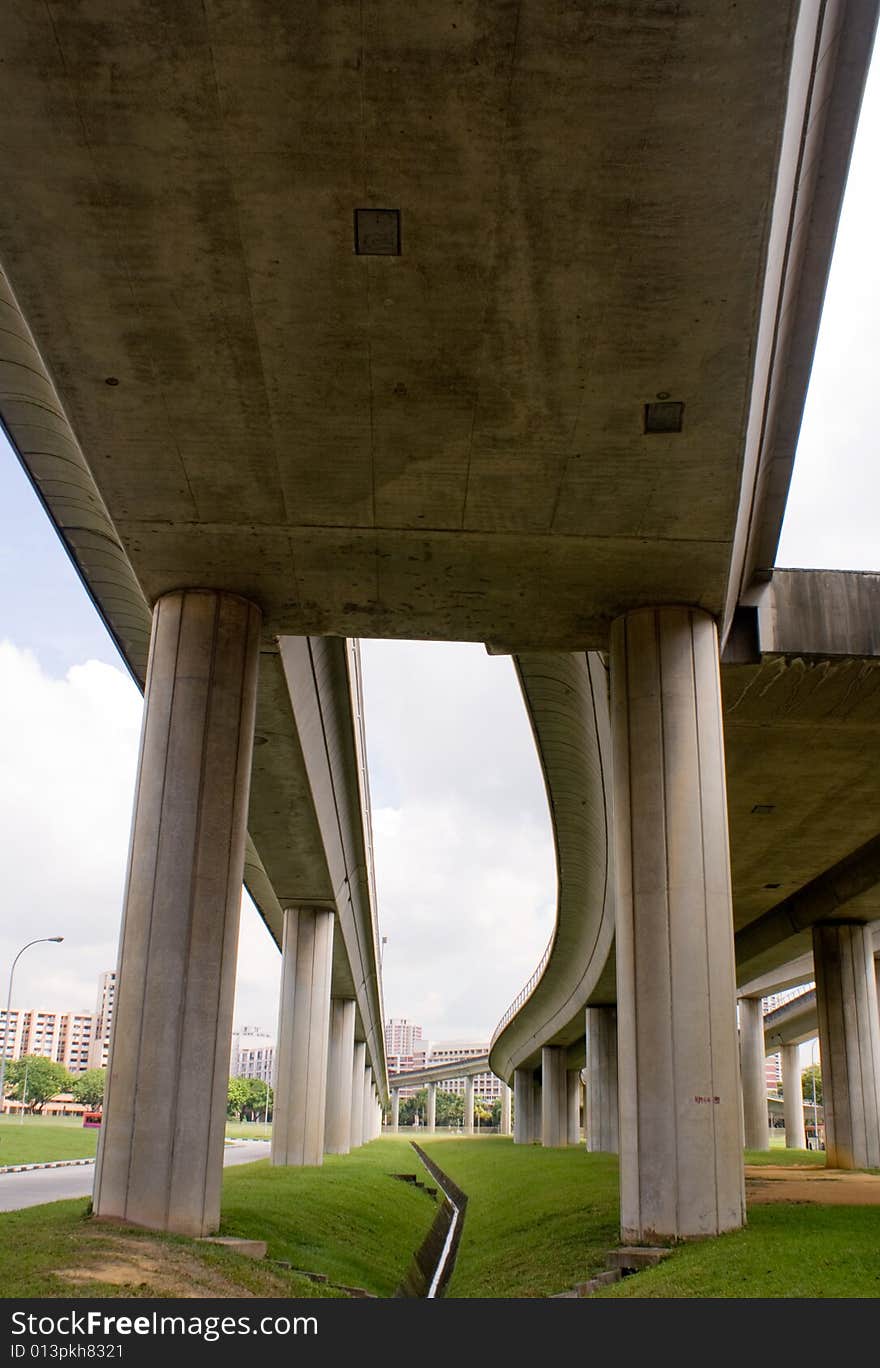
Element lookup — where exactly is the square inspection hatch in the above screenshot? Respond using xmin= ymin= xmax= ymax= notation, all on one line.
xmin=644 ymin=400 xmax=684 ymax=433
xmin=355 ymin=208 xmax=401 ymax=255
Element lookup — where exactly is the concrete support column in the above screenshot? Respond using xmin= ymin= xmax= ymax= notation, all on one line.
xmin=781 ymin=1044 xmax=806 ymax=1150
xmin=426 ymin=1083 xmax=437 ymax=1133
xmin=611 ymin=606 xmax=745 ymax=1242
xmin=271 ymin=908 xmax=334 ymax=1167
xmin=500 ymin=1082 xmax=512 ymax=1136
xmin=566 ymin=1070 xmax=582 ymax=1145
xmin=814 ymin=922 xmax=880 ymax=1169
xmin=324 ymin=999 xmax=356 ymax=1155
xmin=349 ymin=1042 xmax=366 ymax=1149
xmin=463 ymin=1076 xmax=475 ymax=1135
xmin=584 ymin=1006 xmax=619 ymax=1153
xmin=541 ymin=1046 xmax=567 ymax=1147
xmin=362 ymin=1066 xmax=374 ymax=1143
xmin=513 ymin=1068 xmax=536 ymax=1144
xmin=740 ymin=998 xmax=769 ymax=1151
xmin=392 ymin=1089 xmax=400 ymax=1133
xmin=93 ymin=590 xmax=260 ymax=1237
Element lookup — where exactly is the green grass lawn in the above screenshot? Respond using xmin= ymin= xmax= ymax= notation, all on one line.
xmin=0 ymin=1117 xmax=274 ymax=1165
xmin=420 ymin=1136 xmax=619 ymax=1298
xmin=225 ymin=1121 xmax=272 ymax=1140
xmin=219 ymin=1138 xmax=436 ymax=1295
xmin=596 ymin=1204 xmax=880 ymax=1298
xmin=745 ymin=1146 xmax=825 ymax=1167
xmin=0 ymin=1199 xmax=343 ymax=1300
xmin=0 ymin=1137 xmax=435 ymax=1298
xmin=0 ymin=1116 xmax=97 ymax=1166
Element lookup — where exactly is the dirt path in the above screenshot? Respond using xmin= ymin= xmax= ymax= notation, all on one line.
xmin=745 ymin=1165 xmax=880 ymax=1206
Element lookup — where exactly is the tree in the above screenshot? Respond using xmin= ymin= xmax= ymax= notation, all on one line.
xmin=4 ymin=1056 xmax=70 ymax=1112
xmin=227 ymin=1076 xmax=251 ymax=1120
xmin=399 ymin=1090 xmax=426 ymax=1126
xmin=488 ymin=1099 xmax=502 ymax=1128
xmin=70 ymin=1068 xmax=106 ymax=1109
xmin=435 ymin=1089 xmax=464 ymax=1127
xmin=246 ymin=1077 xmax=271 ymax=1121
xmin=801 ymin=1063 xmax=822 ymax=1106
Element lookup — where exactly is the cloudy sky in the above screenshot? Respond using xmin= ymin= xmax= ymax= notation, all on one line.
xmin=0 ymin=42 xmax=877 ymax=1052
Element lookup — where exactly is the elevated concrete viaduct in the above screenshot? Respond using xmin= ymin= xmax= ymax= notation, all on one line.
xmin=0 ymin=2 xmax=877 ymax=1245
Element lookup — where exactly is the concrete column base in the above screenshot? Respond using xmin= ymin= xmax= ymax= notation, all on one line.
xmin=272 ymin=908 xmax=334 ymax=1167
xmin=781 ymin=1044 xmax=806 ymax=1149
xmin=541 ymin=1047 xmax=567 ymax=1147
xmin=324 ymin=999 xmax=356 ymax=1155
xmin=611 ymin=607 xmax=745 ymax=1242
xmin=814 ymin=922 xmax=880 ymax=1169
xmin=566 ymin=1070 xmax=582 ymax=1145
xmin=585 ymin=1007 xmax=618 ymax=1153
xmin=513 ymin=1068 xmax=537 ymax=1144
xmin=463 ymin=1076 xmax=475 ymax=1135
xmin=350 ymin=1042 xmax=366 ymax=1149
xmin=500 ymin=1082 xmax=512 ymax=1136
xmin=93 ymin=590 xmax=261 ymax=1237
xmin=740 ymin=997 xmax=769 ymax=1151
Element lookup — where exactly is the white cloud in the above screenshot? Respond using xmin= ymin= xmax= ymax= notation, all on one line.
xmin=362 ymin=640 xmax=556 ymax=1043
xmin=0 ymin=642 xmax=142 ymax=1014
xmin=0 ymin=640 xmax=283 ymax=1042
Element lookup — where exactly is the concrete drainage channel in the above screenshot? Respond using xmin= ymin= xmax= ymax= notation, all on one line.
xmin=394 ymin=1143 xmax=467 ymax=1298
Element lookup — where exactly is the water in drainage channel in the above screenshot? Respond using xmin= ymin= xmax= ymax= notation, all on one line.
xmin=394 ymin=1143 xmax=468 ymax=1299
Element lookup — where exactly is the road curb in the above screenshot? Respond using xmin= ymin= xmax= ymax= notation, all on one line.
xmin=0 ymin=1158 xmax=95 ymax=1174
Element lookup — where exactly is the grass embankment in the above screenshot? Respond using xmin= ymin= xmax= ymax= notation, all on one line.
xmin=0 ymin=1117 xmax=97 ymax=1166
xmin=0 ymin=1137 xmax=436 ymax=1298
xmin=0 ymin=1200 xmax=342 ymax=1299
xmin=420 ymin=1136 xmax=619 ymax=1297
xmin=419 ymin=1138 xmax=880 ymax=1298
xmin=596 ymin=1204 xmax=880 ymax=1298
xmin=220 ymin=1138 xmax=435 ymax=1296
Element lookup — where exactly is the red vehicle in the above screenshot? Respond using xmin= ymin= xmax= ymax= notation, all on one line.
xmin=83 ymin=1111 xmax=102 ymax=1129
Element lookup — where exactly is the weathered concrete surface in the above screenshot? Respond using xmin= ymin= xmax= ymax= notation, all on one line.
xmin=272 ymin=908 xmax=334 ymax=1167
xmin=612 ymin=607 xmax=744 ymax=1242
xmin=2 ymin=5 xmax=869 ymax=652
xmin=740 ymin=998 xmax=770 ymax=1151
xmin=349 ymin=1042 xmax=366 ymax=1150
xmin=781 ymin=1044 xmax=806 ymax=1150
xmin=566 ymin=1070 xmax=582 ymax=1146
xmin=324 ymin=998 xmax=356 ymax=1155
xmin=814 ymin=923 xmax=880 ymax=1170
xmin=584 ymin=1007 xmax=618 ymax=1155
xmin=94 ymin=591 xmax=260 ymax=1236
xmin=513 ymin=1068 xmax=537 ymax=1146
xmin=463 ymin=1077 xmax=475 ymax=1136
xmin=540 ymin=1047 xmax=567 ymax=1148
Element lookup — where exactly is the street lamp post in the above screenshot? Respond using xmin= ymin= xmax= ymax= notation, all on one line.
xmin=0 ymin=937 xmax=64 ymax=1108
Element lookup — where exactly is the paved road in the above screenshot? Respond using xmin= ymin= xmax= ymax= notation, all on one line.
xmin=0 ymin=1140 xmax=271 ymax=1213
